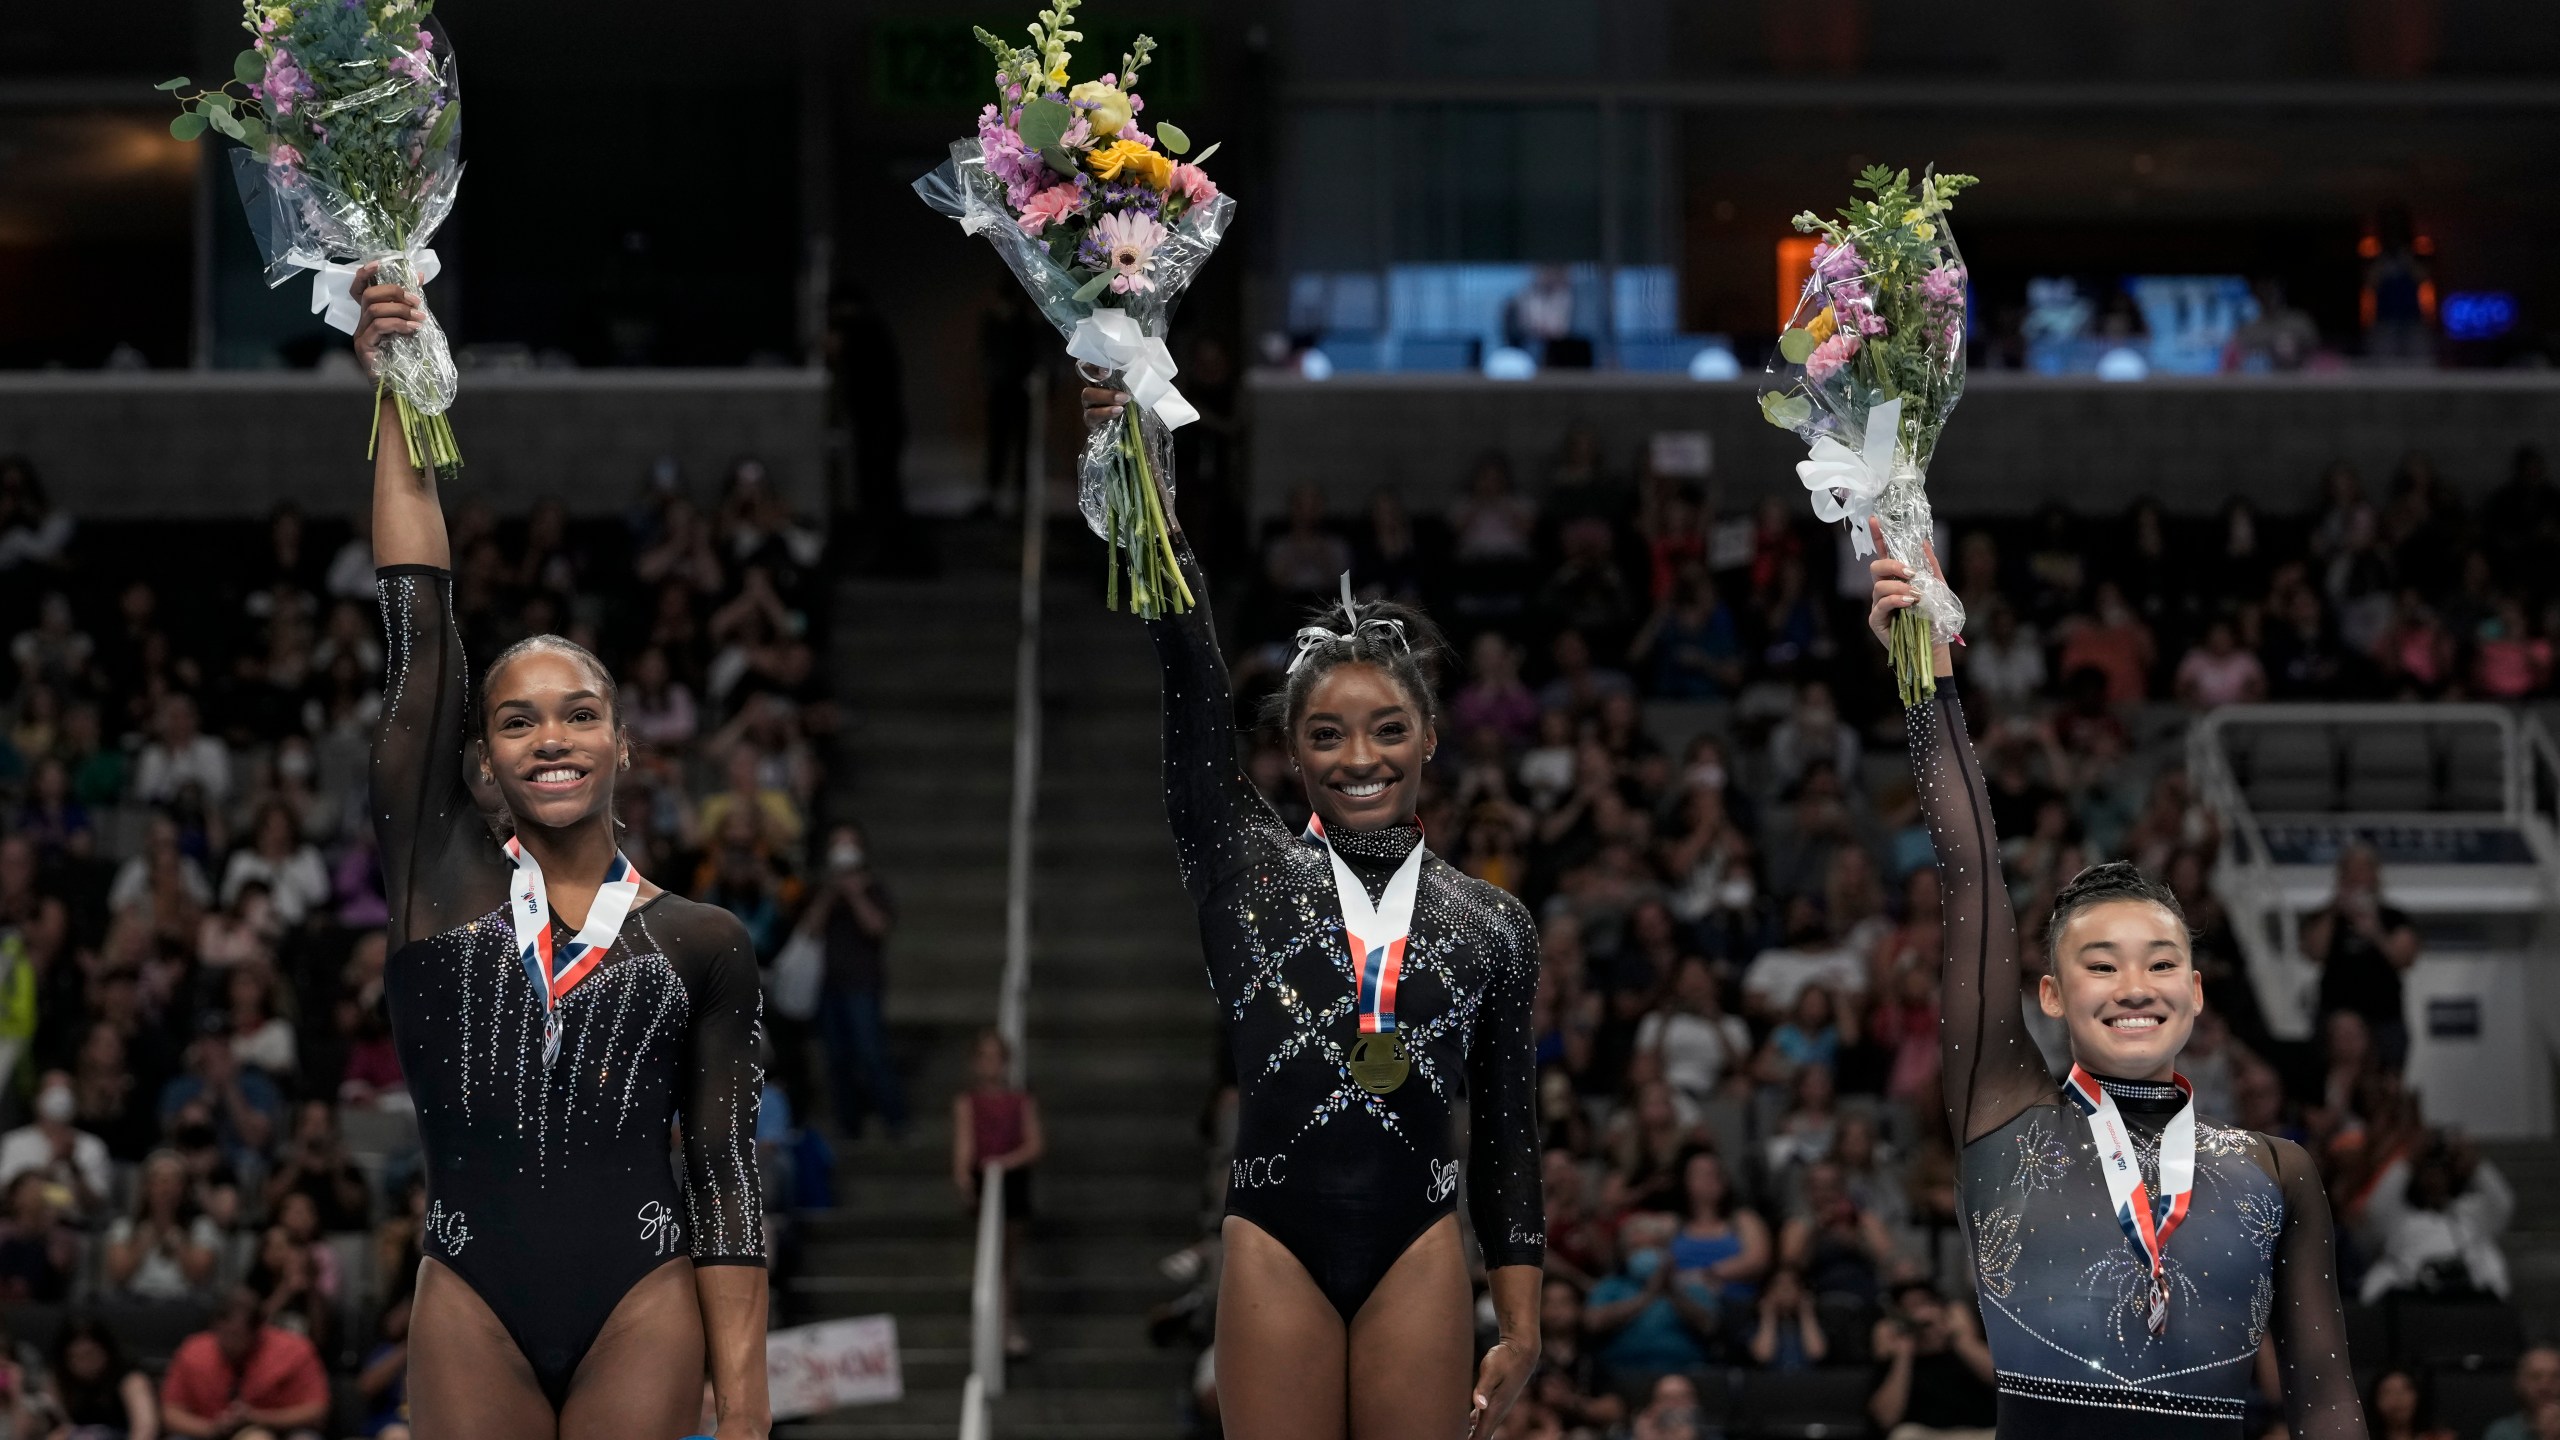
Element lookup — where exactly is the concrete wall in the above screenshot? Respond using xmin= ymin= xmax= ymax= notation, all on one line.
xmin=1244 ymin=370 xmax=2560 ymax=518
xmin=0 ymin=370 xmax=829 ymax=519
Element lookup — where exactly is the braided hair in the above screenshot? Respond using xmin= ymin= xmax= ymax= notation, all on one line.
xmin=2045 ymin=860 xmax=2190 ymax=960
xmin=1257 ymin=576 xmax=1449 ymax=735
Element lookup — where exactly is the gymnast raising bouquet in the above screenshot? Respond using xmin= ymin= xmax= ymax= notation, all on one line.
xmin=1760 ymin=165 xmax=1976 ymax=704
xmin=162 ymin=0 xmax=466 ymax=474
xmin=916 ymin=0 xmax=1234 ymax=618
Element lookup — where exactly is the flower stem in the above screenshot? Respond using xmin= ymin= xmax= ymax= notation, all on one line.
xmin=1125 ymin=404 xmax=1193 ymax=614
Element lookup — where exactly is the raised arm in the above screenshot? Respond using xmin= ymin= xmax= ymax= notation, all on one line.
xmin=1869 ymin=538 xmax=2046 ymax=1144
xmin=2267 ymin=1137 xmax=2368 ymax=1438
xmin=358 ymin=270 xmax=481 ymax=944
xmin=1084 ymin=388 xmax=1292 ymax=901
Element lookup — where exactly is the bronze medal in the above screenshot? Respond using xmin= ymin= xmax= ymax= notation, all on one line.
xmin=1348 ymin=1029 xmax=1410 ymax=1094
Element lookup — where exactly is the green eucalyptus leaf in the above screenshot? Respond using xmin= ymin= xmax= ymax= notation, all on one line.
xmin=238 ymin=116 xmax=269 ymax=148
xmin=201 ymin=92 xmax=234 ymax=113
xmin=1154 ymin=120 xmax=1190 ymax=155
xmin=233 ymin=49 xmax=265 ymax=85
xmin=1041 ymin=144 xmax=1077 ymax=178
xmin=1071 ymin=269 xmax=1116 ymax=303
xmin=1759 ymin=392 xmax=1813 ymax=430
xmin=1190 ymin=141 xmax=1220 ymax=166
xmin=170 ymin=111 xmax=209 ymax=141
xmin=1776 ymin=328 xmax=1819 ymax=365
xmin=208 ymin=108 xmax=246 ymax=141
xmin=1017 ymin=96 xmax=1074 ymax=152
xmin=154 ymin=77 xmax=190 ymax=92
xmin=425 ymin=99 xmax=460 ymax=151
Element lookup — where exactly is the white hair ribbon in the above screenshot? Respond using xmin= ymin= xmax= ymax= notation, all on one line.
xmin=1288 ymin=573 xmax=1408 ymax=675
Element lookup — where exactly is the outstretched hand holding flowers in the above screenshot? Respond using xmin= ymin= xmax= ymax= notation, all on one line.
xmin=917 ymin=1 xmax=1234 ymax=618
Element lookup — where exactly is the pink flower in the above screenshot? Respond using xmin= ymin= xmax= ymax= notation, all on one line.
xmin=1812 ymin=240 xmax=1865 ymax=282
xmin=1920 ymin=263 xmax=1968 ymax=308
xmin=268 ymin=143 xmax=303 ymax=170
xmin=1804 ymin=332 xmax=1861 ymax=384
xmin=1060 ymin=115 xmax=1094 ymax=150
xmin=1170 ymin=163 xmax=1218 ymax=207
xmin=1017 ymin=183 xmax=1083 ymax=236
xmin=1095 ymin=209 xmax=1168 ymax=294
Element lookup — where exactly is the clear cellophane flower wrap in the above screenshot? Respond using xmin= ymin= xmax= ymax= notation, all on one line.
xmin=194 ymin=3 xmax=464 ymax=474
xmin=1759 ymin=166 xmax=1976 ymax=705
xmin=917 ymin=139 xmax=1234 ymax=616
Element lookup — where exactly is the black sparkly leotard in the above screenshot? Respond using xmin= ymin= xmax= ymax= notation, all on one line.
xmin=1147 ymin=550 xmax=1545 ymax=1321
xmin=374 ymin=566 xmax=765 ymax=1408
xmin=1908 ymin=678 xmax=2365 ymax=1439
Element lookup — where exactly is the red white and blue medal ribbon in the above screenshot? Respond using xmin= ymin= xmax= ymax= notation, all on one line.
xmin=504 ymin=836 xmax=644 ymax=1069
xmin=1301 ymin=817 xmax=1425 ymax=1037
xmin=2064 ymin=1064 xmax=2195 ymax=1335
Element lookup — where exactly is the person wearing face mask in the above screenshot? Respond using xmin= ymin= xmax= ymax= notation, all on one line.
xmin=0 ymin=1071 xmax=111 ymax=1226
xmin=798 ymin=823 xmax=905 ymax=1142
xmin=1868 ymin=529 xmax=2365 ymax=1439
xmin=1091 ymin=387 xmax=1544 ymax=1440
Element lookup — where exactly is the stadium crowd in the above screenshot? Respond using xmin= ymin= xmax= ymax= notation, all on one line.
xmin=0 ymin=454 xmax=867 ymax=1440
xmin=1157 ymin=435 xmax=2559 ymax=1439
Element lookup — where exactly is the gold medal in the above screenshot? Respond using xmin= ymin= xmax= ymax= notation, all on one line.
xmin=1348 ymin=1029 xmax=1409 ymax=1094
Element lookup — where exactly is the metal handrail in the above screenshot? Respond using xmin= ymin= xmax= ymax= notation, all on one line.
xmin=962 ymin=375 xmax=1048 ymax=1437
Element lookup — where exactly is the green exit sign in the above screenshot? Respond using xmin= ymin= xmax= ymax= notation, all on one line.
xmin=870 ymin=17 xmax=1202 ymax=112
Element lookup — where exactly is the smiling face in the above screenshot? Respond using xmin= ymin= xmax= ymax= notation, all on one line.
xmin=2041 ymin=898 xmax=2201 ymax=1079
xmin=1291 ymin=660 xmax=1433 ymax=832
xmin=482 ymin=646 xmax=624 ymax=832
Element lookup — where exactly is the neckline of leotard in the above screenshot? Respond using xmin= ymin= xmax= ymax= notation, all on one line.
xmin=2081 ymin=1070 xmax=2188 ymax=1115
xmin=1320 ymin=820 xmax=1423 ymax=861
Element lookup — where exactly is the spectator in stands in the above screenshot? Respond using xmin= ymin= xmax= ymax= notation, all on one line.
xmin=357 ymin=1293 xmax=412 ymax=1440
xmin=2376 ymin=590 xmax=2455 ymax=697
xmin=1585 ymin=1210 xmax=1725 ymax=1373
xmin=1960 ymin=600 xmax=2045 ymax=712
xmin=1670 ymin=1148 xmax=1771 ymax=1317
xmin=25 ymin=1314 xmax=160 ymax=1439
xmin=1779 ymin=1159 xmax=1896 ymax=1305
xmin=1531 ymin=1276 xmax=1626 ymax=1435
xmin=2358 ymin=1132 xmax=2514 ymax=1303
xmin=624 ymin=644 xmax=701 ymax=754
xmin=221 ymin=801 xmax=330 ymax=929
xmin=694 ymin=807 xmax=795 ymax=959
xmin=0 ymin=1070 xmax=111 ymax=1224
xmin=1762 ymin=763 xmax=1866 ymax=905
xmin=160 ymin=1287 xmax=330 ymax=1440
xmin=803 ymin=822 xmax=905 ymax=1141
xmin=953 ymin=1029 xmax=1043 ymax=1359
xmin=136 ymin=693 xmax=231 ymax=809
xmin=223 ymin=966 xmax=298 ymax=1083
xmin=1746 ymin=1264 xmax=1829 ymax=1371
xmin=2304 ymin=843 xmax=2419 ymax=1068
xmin=108 ymin=813 xmax=213 ymax=929
xmin=2485 ymin=1346 xmax=2560 ymax=1440
xmin=2055 ymin=581 xmax=2156 ymax=703
xmin=1539 ymin=628 xmax=1635 ymax=720
xmin=1866 ymin=1279 xmax=1996 ymax=1440
xmin=1767 ymin=681 xmax=1860 ymax=795
xmin=103 ymin=1150 xmax=221 ymax=1302
xmin=0 ymin=1170 xmax=76 ymax=1301
xmin=1764 ymin=1062 xmax=1843 ymax=1177
xmin=1451 ymin=632 xmax=1542 ymax=752
xmin=1634 ymin=955 xmax=1750 ymax=1107
xmin=1742 ymin=897 xmax=1866 ymax=1022
xmin=74 ymin=1020 xmax=156 ymax=1161
xmin=2174 ymin=618 xmax=2267 ymax=710
xmin=263 ymin=1100 xmax=373 ymax=1233
xmin=249 ymin=1208 xmax=336 ymax=1356
xmin=0 ymin=456 xmax=75 ymax=575
xmin=1627 ymin=1373 xmax=1705 ymax=1440
xmin=2471 ymin=595 xmax=2552 ymax=699
xmin=2367 ymin=1367 xmax=2456 ymax=1440
xmin=159 ymin=1034 xmax=282 ymax=1173
xmin=697 ymin=741 xmax=805 ymax=861
xmin=1263 ymin=483 xmax=1352 ymax=603
xmin=1630 ymin=562 xmax=1743 ymax=700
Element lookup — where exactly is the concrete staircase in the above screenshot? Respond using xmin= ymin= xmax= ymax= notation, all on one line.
xmin=779 ymin=523 xmax=1215 ymax=1438
xmin=2483 ymin=1139 xmax=2560 ymax=1344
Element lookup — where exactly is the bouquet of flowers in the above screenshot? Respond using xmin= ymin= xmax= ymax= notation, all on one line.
xmin=915 ymin=0 xmax=1233 ymax=618
xmin=1760 ymin=165 xmax=1977 ymax=705
xmin=162 ymin=0 xmax=464 ymax=474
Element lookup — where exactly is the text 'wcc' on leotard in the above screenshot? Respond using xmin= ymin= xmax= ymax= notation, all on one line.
xmin=1908 ymin=677 xmax=2366 ymax=1440
xmin=375 ymin=566 xmax=765 ymax=1407
xmin=1146 ymin=544 xmax=1545 ymax=1320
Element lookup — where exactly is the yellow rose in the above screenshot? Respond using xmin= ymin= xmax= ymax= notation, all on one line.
xmin=1069 ymin=80 xmax=1132 ymax=137
xmin=1088 ymin=139 xmax=1173 ymax=191
xmin=1807 ymin=305 xmax=1838 ymax=344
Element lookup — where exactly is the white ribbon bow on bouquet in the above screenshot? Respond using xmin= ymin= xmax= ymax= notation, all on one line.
xmin=307 ymin=249 xmax=443 ymax=335
xmin=1796 ymin=397 xmax=1902 ymax=558
xmin=1067 ymin=310 xmax=1199 ymax=429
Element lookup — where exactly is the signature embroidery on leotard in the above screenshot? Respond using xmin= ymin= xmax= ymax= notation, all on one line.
xmin=1508 ymin=1224 xmax=1544 ymax=1248
xmin=639 ymin=1200 xmax=684 ymax=1256
xmin=1971 ymin=1206 xmax=2021 ymax=1299
xmin=2010 ymin=1118 xmax=2073 ymax=1193
xmin=1426 ymin=1159 xmax=1459 ymax=1202
xmin=426 ymin=1200 xmax=472 ymax=1257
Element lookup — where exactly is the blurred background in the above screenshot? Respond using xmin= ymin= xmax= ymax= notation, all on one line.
xmin=6 ymin=3 xmax=2560 ymax=1439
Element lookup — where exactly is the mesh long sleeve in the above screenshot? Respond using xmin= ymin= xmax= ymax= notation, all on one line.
xmin=2269 ymin=1136 xmax=2367 ymax=1437
xmin=1467 ymin=891 xmax=1546 ymax=1271
xmin=373 ymin=566 xmax=508 ymax=944
xmin=1145 ymin=542 xmax=1293 ymax=903
xmin=1904 ymin=679 xmax=2051 ymax=1144
xmin=674 ymin=905 xmax=768 ymax=1267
